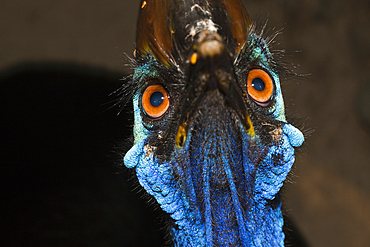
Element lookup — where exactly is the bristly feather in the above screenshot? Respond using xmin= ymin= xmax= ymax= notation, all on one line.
xmin=107 ymin=54 xmax=137 ymax=115
xmin=235 ymin=19 xmax=297 ymax=82
xmin=114 ymin=17 xmax=303 ymax=116
xmin=110 ymin=19 xmax=301 ymax=118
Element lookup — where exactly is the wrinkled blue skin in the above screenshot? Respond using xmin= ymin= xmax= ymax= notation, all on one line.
xmin=124 ymin=34 xmax=304 ymax=246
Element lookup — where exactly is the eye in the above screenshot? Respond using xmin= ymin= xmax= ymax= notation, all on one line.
xmin=246 ymin=69 xmax=274 ymax=106
xmin=142 ymin=84 xmax=170 ymax=118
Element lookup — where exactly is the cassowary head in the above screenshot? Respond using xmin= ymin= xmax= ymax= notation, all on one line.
xmin=123 ymin=0 xmax=304 ymax=246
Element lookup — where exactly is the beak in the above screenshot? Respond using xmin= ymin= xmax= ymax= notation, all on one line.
xmin=176 ymin=32 xmax=254 ymax=147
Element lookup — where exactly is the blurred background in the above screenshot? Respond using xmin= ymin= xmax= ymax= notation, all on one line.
xmin=1 ymin=0 xmax=369 ymax=246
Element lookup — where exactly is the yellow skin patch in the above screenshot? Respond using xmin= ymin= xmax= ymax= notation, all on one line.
xmin=190 ymin=52 xmax=198 ymax=64
xmin=246 ymin=113 xmax=255 ymax=137
xmin=176 ymin=124 xmax=187 ymax=148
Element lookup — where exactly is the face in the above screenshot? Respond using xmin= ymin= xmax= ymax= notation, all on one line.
xmin=124 ymin=0 xmax=304 ymax=245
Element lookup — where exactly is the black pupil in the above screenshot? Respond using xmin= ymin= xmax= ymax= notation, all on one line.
xmin=150 ymin=91 xmax=164 ymax=107
xmin=252 ymin=78 xmax=265 ymax=91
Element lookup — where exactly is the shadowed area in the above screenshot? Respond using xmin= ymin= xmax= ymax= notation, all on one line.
xmin=0 ymin=63 xmax=167 ymax=246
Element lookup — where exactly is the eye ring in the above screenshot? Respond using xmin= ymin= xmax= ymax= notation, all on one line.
xmin=142 ymin=84 xmax=170 ymax=119
xmin=246 ymin=69 xmax=274 ymax=106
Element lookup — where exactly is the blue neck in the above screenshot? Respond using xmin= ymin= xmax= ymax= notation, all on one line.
xmin=171 ymin=195 xmax=284 ymax=247
xmin=169 ymin=135 xmax=286 ymax=246
xmin=124 ymin=123 xmax=303 ymax=246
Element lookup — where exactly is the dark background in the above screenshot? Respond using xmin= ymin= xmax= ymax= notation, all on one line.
xmin=1 ymin=0 xmax=370 ymax=246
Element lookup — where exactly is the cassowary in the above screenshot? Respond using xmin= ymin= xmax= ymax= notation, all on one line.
xmin=123 ymin=0 xmax=304 ymax=246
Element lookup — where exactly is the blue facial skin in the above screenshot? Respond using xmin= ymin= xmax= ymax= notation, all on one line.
xmin=124 ymin=32 xmax=304 ymax=247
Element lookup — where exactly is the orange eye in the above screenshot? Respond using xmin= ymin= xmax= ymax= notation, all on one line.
xmin=142 ymin=84 xmax=170 ymax=118
xmin=246 ymin=69 xmax=274 ymax=105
